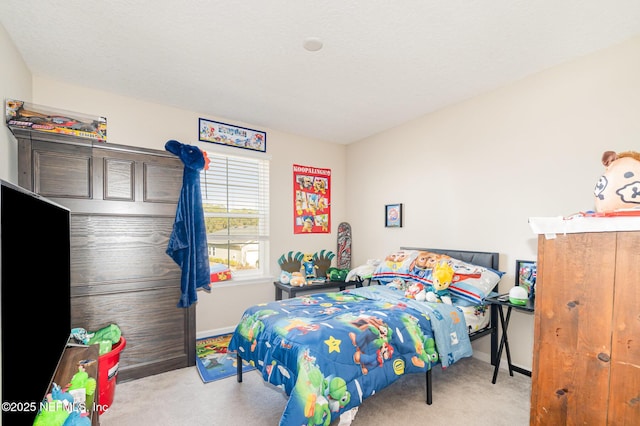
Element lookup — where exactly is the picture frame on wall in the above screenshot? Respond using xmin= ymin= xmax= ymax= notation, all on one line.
xmin=516 ymin=259 xmax=537 ymax=300
xmin=385 ymin=203 xmax=403 ymax=227
xmin=198 ymin=118 xmax=266 ymax=153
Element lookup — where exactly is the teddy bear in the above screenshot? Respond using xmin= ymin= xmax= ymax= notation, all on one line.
xmin=595 ymin=150 xmax=640 ymax=212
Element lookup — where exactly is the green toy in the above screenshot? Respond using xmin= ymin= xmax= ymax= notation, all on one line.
xmin=33 ymin=400 xmax=70 ymax=426
xmin=72 ymin=324 xmax=122 ymax=355
xmin=326 ymin=267 xmax=349 ymax=282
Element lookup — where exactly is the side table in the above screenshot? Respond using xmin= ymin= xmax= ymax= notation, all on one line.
xmin=485 ymin=293 xmax=535 ymax=384
xmin=273 ymin=279 xmax=363 ymax=300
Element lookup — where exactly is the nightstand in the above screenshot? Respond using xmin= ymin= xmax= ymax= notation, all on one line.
xmin=273 ymin=279 xmax=363 ymax=300
xmin=485 ymin=293 xmax=535 ymax=384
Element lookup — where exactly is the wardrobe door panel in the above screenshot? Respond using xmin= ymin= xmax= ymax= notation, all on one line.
xmin=531 ymin=233 xmax=616 ymax=425
xmin=609 ymin=231 xmax=640 ymax=423
xmin=31 ymin=141 xmax=93 ymax=198
xmin=70 ymin=215 xmax=180 ymax=286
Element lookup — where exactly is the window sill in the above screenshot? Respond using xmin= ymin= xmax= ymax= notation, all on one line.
xmin=209 ymin=275 xmax=275 ymax=289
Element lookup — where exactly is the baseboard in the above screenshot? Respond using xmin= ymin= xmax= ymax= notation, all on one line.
xmin=472 ymin=350 xmax=491 ymax=364
xmin=472 ymin=350 xmax=531 ymax=375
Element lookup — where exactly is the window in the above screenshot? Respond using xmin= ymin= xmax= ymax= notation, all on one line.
xmin=200 ymin=151 xmax=269 ymax=281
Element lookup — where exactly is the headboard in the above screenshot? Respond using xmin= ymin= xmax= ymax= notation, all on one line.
xmin=399 ymin=247 xmax=501 ymax=363
xmin=400 ymin=247 xmax=500 ymax=271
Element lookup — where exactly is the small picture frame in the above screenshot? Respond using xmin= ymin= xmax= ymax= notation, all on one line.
xmin=385 ymin=203 xmax=403 ymax=227
xmin=516 ymin=259 xmax=537 ymax=300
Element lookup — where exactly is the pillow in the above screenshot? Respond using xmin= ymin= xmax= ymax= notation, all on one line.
xmin=447 ymin=259 xmax=504 ymax=305
xmin=372 ymin=250 xmax=503 ymax=305
xmin=371 ymin=250 xmax=420 ymax=284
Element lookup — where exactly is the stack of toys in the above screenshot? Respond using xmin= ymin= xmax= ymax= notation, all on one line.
xmin=277 ymin=250 xmax=350 ymax=286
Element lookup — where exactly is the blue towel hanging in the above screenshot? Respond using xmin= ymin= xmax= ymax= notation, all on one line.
xmin=165 ymin=140 xmax=211 ymax=308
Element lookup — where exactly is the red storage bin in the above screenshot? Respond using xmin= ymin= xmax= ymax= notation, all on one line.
xmin=98 ymin=336 xmax=126 ymax=414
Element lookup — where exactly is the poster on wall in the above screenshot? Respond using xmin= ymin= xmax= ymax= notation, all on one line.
xmin=293 ymin=164 xmax=331 ymax=234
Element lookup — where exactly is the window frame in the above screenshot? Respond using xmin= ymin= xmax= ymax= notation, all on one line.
xmin=198 ymin=146 xmax=270 ymax=284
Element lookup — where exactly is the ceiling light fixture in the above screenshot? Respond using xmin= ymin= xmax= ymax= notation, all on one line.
xmin=303 ymin=37 xmax=323 ymax=52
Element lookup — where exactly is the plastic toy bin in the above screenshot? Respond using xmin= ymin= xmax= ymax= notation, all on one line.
xmin=98 ymin=336 xmax=126 ymax=414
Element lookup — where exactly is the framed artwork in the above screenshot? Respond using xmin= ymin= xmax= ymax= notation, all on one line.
xmin=385 ymin=203 xmax=403 ymax=227
xmin=198 ymin=118 xmax=266 ymax=153
xmin=293 ymin=164 xmax=331 ymax=234
xmin=516 ymin=259 xmax=537 ymax=299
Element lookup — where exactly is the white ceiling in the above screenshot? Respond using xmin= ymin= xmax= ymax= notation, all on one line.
xmin=2 ymin=1 xmax=640 ymax=144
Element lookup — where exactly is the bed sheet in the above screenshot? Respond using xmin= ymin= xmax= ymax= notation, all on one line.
xmin=228 ymin=286 xmax=473 ymax=426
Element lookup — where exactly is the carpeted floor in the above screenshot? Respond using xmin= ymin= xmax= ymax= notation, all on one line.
xmin=100 ymin=356 xmax=531 ymax=425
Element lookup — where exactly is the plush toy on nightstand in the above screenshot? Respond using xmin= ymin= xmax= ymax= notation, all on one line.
xmin=595 ymin=150 xmax=640 ymax=213
xmin=301 ymin=253 xmax=318 ymax=279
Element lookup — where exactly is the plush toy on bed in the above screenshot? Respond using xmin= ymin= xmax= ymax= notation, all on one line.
xmin=405 ymin=282 xmax=427 ymax=301
xmin=595 ymin=150 xmax=640 ymax=212
xmin=425 ymin=261 xmax=454 ymax=305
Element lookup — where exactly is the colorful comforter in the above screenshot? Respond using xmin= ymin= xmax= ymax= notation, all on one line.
xmin=228 ymin=285 xmax=473 ymax=426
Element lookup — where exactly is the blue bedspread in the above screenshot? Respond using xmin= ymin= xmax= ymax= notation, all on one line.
xmin=228 ymin=286 xmax=473 ymax=425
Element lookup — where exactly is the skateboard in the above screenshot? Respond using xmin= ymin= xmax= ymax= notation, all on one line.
xmin=336 ymin=222 xmax=352 ymax=270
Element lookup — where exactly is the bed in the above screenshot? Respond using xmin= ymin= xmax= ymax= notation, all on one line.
xmin=229 ymin=248 xmax=502 ymax=426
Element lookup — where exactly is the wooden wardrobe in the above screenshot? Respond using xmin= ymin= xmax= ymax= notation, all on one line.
xmin=14 ymin=127 xmax=196 ymax=382
xmin=530 ymin=230 xmax=640 ymax=424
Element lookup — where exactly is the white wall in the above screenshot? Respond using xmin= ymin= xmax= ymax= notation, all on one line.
xmin=346 ymin=35 xmax=640 ymax=370
xmin=0 ymin=23 xmax=31 ymax=183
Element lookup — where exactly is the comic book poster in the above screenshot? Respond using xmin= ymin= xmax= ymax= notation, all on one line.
xmin=293 ymin=164 xmax=331 ymax=234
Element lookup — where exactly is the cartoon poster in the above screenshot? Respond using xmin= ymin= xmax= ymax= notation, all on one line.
xmin=293 ymin=164 xmax=331 ymax=234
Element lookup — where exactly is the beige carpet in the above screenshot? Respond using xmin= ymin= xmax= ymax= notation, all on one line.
xmin=99 ymin=356 xmax=531 ymax=425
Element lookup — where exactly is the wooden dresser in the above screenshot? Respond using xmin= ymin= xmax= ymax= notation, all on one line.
xmin=14 ymin=127 xmax=196 ymax=382
xmin=530 ymin=230 xmax=640 ymax=424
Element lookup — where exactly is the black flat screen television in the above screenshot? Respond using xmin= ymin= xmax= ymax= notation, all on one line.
xmin=1 ymin=179 xmax=72 ymax=424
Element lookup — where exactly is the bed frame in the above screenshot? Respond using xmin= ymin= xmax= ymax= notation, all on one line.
xmin=397 ymin=248 xmax=500 ymax=404
xmin=236 ymin=247 xmax=501 ymax=407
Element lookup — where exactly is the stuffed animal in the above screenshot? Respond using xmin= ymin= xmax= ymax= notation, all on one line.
xmin=289 ymin=272 xmax=306 ymax=287
xmin=326 ymin=267 xmax=349 ymax=282
xmin=301 ymin=253 xmax=318 ymax=278
xmin=595 ymin=150 xmax=640 ymax=212
xmin=405 ymin=282 xmax=426 ymax=301
xmin=387 ymin=278 xmax=407 ymax=290
xmin=425 ymin=261 xmax=454 ymax=305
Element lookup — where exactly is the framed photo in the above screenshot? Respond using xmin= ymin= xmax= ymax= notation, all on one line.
xmin=385 ymin=203 xmax=403 ymax=227
xmin=199 ymin=118 xmax=266 ymax=153
xmin=516 ymin=259 xmax=537 ymax=299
